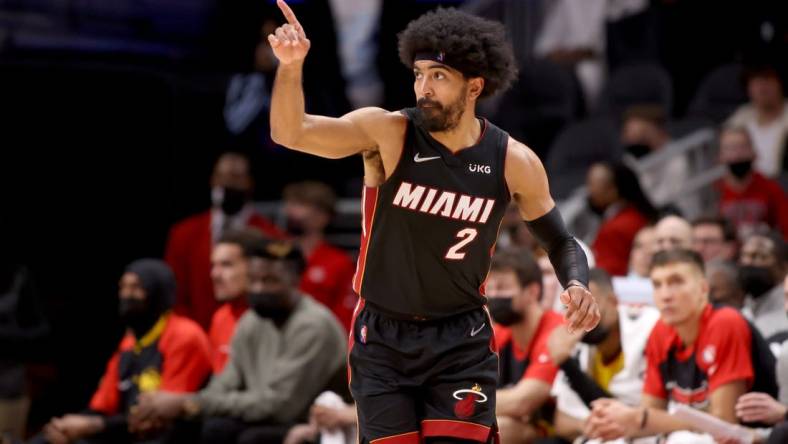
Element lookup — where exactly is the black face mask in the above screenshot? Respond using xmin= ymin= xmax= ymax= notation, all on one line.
xmin=487 ymin=297 xmax=523 ymax=326
xmin=248 ymin=291 xmax=293 ymax=323
xmin=119 ymin=298 xmax=158 ymax=338
xmin=739 ymin=265 xmax=776 ymax=298
xmin=285 ymin=217 xmax=306 ymax=237
xmin=625 ymin=143 xmax=651 ymax=159
xmin=727 ymin=160 xmax=753 ymax=179
xmin=216 ymin=187 xmax=248 ymax=216
xmin=581 ymin=322 xmax=610 ymax=345
xmin=586 ymin=197 xmax=607 ymax=216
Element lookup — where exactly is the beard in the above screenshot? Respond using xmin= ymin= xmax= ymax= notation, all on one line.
xmin=415 ymin=86 xmax=467 ymax=132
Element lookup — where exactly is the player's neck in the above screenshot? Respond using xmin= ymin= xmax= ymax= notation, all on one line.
xmin=428 ymin=110 xmax=481 ymax=153
xmin=675 ymin=304 xmax=706 ymax=348
xmin=512 ymin=305 xmax=543 ymax=350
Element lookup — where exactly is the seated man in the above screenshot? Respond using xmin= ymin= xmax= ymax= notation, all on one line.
xmin=585 ymin=250 xmax=774 ymax=444
xmin=34 ymin=259 xmax=212 ymax=444
xmin=208 ymin=228 xmax=266 ymax=373
xmin=547 ymin=268 xmax=660 ymax=443
xmin=132 ymin=240 xmax=347 ymax=444
xmin=739 ymin=231 xmax=788 ymax=341
xmin=486 ymin=248 xmax=566 ymax=444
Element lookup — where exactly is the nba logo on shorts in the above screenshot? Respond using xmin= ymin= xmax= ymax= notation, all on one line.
xmin=360 ymin=325 xmax=368 ymax=344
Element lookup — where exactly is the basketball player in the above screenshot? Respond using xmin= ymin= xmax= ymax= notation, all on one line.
xmin=268 ymin=2 xmax=600 ymax=443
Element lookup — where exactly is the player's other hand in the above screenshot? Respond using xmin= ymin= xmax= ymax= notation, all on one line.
xmin=560 ymin=283 xmax=600 ymax=334
xmin=268 ymin=0 xmax=311 ymax=65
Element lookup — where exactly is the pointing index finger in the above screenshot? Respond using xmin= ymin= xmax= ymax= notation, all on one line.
xmin=277 ymin=0 xmax=301 ymax=28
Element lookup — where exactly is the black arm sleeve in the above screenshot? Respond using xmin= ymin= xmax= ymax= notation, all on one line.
xmin=525 ymin=206 xmax=589 ymax=288
xmin=559 ymin=357 xmax=611 ymax=407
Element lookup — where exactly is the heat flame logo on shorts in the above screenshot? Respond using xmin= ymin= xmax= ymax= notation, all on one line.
xmin=452 ymin=383 xmax=487 ymax=419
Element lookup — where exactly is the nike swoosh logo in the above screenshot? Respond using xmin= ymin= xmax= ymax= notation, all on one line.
xmin=414 ymin=153 xmax=441 ymax=163
xmin=470 ymin=323 xmax=486 ymax=337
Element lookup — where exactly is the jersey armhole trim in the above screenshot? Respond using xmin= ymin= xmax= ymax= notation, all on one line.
xmin=375 ymin=112 xmax=410 ymax=188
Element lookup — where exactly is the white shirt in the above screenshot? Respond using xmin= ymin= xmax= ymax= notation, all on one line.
xmin=726 ymin=103 xmax=788 ymax=178
xmin=552 ymin=305 xmax=660 ymax=443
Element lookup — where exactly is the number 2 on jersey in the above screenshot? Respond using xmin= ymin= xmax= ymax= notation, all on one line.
xmin=445 ymin=228 xmax=478 ymax=260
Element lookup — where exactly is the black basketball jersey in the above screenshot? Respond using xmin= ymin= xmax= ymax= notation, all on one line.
xmin=352 ymin=108 xmax=510 ymax=318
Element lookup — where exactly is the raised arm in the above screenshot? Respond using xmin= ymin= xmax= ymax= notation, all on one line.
xmin=268 ymin=0 xmax=388 ymax=158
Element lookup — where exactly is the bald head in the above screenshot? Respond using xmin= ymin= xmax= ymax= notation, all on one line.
xmin=655 ymin=215 xmax=692 ymax=253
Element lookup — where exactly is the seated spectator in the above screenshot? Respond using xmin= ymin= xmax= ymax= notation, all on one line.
xmin=585 ymin=250 xmax=776 ymax=443
xmin=740 ymin=231 xmax=788 ymax=340
xmin=282 ymin=181 xmax=356 ymax=330
xmin=131 ymin=240 xmax=347 ymax=444
xmin=621 ymin=105 xmax=696 ymax=216
xmin=654 ymin=215 xmax=692 ymax=253
xmin=208 ymin=229 xmax=266 ymax=373
xmin=165 ymin=152 xmax=283 ymax=330
xmin=725 ymin=64 xmax=788 ymax=179
xmin=547 ymin=268 xmax=660 ymax=443
xmin=706 ymin=260 xmax=746 ymax=309
xmin=715 ymin=126 xmax=788 ymax=239
xmin=32 ymin=260 xmax=212 ymax=444
xmin=589 ymin=162 xmax=658 ymax=276
xmin=486 ymin=248 xmax=565 ymax=444
xmin=611 ymin=225 xmax=656 ymax=306
xmin=692 ymin=215 xmax=738 ymax=263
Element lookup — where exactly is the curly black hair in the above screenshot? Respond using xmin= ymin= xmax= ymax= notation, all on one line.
xmin=398 ymin=8 xmax=518 ymax=99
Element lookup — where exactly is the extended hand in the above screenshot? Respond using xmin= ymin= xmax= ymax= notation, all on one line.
xmin=268 ymin=0 xmax=311 ymax=65
xmin=561 ymin=284 xmax=600 ymax=334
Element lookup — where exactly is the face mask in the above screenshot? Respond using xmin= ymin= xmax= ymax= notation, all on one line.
xmin=586 ymin=197 xmax=607 ymax=216
xmin=119 ymin=298 xmax=157 ymax=337
xmin=285 ymin=217 xmax=306 ymax=237
xmin=739 ymin=265 xmax=776 ymax=298
xmin=625 ymin=143 xmax=651 ymax=159
xmin=487 ymin=297 xmax=523 ymax=326
xmin=214 ymin=186 xmax=248 ymax=216
xmin=727 ymin=160 xmax=753 ymax=179
xmin=581 ymin=322 xmax=610 ymax=345
xmin=248 ymin=291 xmax=293 ymax=323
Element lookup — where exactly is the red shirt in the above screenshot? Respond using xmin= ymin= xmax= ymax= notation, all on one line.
xmin=89 ymin=313 xmax=212 ymax=415
xmin=164 ymin=210 xmax=282 ymax=330
xmin=494 ymin=310 xmax=564 ymax=386
xmin=300 ymin=241 xmax=356 ymax=331
xmin=592 ymin=205 xmax=649 ymax=277
xmin=643 ymin=304 xmax=753 ymax=408
xmin=717 ymin=172 xmax=788 ymax=238
xmin=208 ymin=299 xmax=248 ymax=374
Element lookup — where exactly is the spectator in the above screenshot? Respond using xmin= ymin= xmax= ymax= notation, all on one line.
xmin=486 ymin=248 xmax=565 ymax=444
xmin=32 ymin=260 xmax=212 ymax=444
xmin=628 ymin=226 xmax=656 ymax=278
xmin=740 ymin=231 xmax=788 ymax=340
xmin=653 ymin=215 xmax=692 ymax=253
xmin=282 ymin=181 xmax=356 ymax=330
xmin=715 ymin=126 xmax=788 ymax=239
xmin=691 ymin=215 xmax=738 ymax=263
xmin=706 ymin=260 xmax=746 ymax=310
xmin=589 ymin=162 xmax=658 ymax=276
xmin=621 ymin=105 xmax=695 ymax=216
xmin=208 ymin=229 xmax=266 ymax=374
xmin=547 ymin=268 xmax=660 ymax=443
xmin=165 ymin=152 xmax=283 ymax=330
xmin=726 ymin=64 xmax=788 ymax=178
xmin=585 ymin=250 xmax=776 ymax=443
xmin=284 ymin=395 xmax=357 ymax=444
xmin=132 ymin=240 xmax=347 ymax=444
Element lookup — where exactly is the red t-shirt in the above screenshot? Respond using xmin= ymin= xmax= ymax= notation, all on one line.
xmin=165 ymin=210 xmax=283 ymax=330
xmin=643 ymin=304 xmax=753 ymax=408
xmin=208 ymin=299 xmax=248 ymax=374
xmin=592 ymin=205 xmax=649 ymax=277
xmin=299 ymin=241 xmax=356 ymax=331
xmin=717 ymin=172 xmax=788 ymax=238
xmin=494 ymin=310 xmax=564 ymax=386
xmin=89 ymin=313 xmax=212 ymax=415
